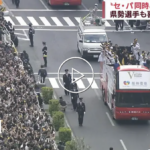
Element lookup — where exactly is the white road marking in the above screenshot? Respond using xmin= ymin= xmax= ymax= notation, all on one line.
xmin=81 ymin=3 xmax=88 ymax=10
xmin=27 ymin=17 xmax=39 ymax=26
xmin=51 ymin=17 xmax=63 ymax=26
xmin=75 ymin=78 xmax=85 ymax=89
xmin=15 ymin=32 xmax=26 ymax=36
xmin=105 ymin=21 xmax=111 ymax=27
xmin=120 ymin=140 xmax=127 ymax=150
xmin=4 ymin=17 xmax=15 ymax=25
xmin=16 ymin=16 xmax=27 ymax=26
xmin=49 ymin=78 xmax=59 ymax=88
xmin=75 ymin=17 xmax=80 ymax=23
xmin=106 ymin=112 xmax=115 ymax=126
xmin=40 ymin=0 xmax=49 ymax=10
xmin=18 ymin=37 xmax=29 ymax=41
xmin=39 ymin=17 xmax=51 ymax=26
xmin=63 ymin=17 xmax=75 ymax=26
xmin=23 ymin=30 xmax=29 ymax=40
xmin=9 ymin=9 xmax=102 ymax=12
xmin=87 ymin=78 xmax=99 ymax=89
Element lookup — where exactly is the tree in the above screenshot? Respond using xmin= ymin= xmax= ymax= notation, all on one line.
xmin=65 ymin=138 xmax=90 ymax=150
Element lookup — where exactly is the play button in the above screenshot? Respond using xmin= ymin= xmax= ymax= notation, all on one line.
xmin=57 ymin=57 xmax=94 ymax=94
xmin=71 ymin=68 xmax=85 ymax=84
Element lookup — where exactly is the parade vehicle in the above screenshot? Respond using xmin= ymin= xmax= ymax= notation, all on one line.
xmin=77 ymin=10 xmax=109 ymax=59
xmin=47 ymin=0 xmax=81 ymax=6
xmin=100 ymin=54 xmax=150 ymax=120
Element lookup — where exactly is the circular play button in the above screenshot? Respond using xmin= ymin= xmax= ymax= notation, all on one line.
xmin=57 ymin=57 xmax=94 ymax=94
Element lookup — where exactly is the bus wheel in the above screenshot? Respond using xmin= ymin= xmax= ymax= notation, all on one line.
xmin=102 ymin=87 xmax=107 ymax=105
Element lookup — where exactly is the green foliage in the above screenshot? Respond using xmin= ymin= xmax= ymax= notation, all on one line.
xmin=53 ymin=111 xmax=64 ymax=131
xmin=49 ymin=99 xmax=59 ymax=115
xmin=41 ymin=87 xmax=53 ymax=104
xmin=59 ymin=127 xmax=71 ymax=143
xmin=65 ymin=138 xmax=90 ymax=150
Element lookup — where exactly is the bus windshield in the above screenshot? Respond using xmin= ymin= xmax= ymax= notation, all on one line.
xmin=116 ymin=92 xmax=150 ymax=107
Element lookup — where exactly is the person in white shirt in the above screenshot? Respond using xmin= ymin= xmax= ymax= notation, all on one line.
xmin=131 ymin=38 xmax=140 ymax=64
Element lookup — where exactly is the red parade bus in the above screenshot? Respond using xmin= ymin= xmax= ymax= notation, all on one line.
xmin=47 ymin=0 xmax=82 ymax=6
xmin=100 ymin=64 xmax=150 ymax=121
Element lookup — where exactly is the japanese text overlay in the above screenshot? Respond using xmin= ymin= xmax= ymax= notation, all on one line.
xmin=102 ymin=0 xmax=150 ymax=20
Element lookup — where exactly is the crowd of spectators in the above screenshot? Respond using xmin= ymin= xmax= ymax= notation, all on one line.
xmin=0 ymin=14 xmax=57 ymax=150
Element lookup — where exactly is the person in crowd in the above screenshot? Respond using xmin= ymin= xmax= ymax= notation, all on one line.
xmin=129 ymin=56 xmax=136 ymax=65
xmin=0 ymin=41 xmax=56 ymax=149
xmin=59 ymin=96 xmax=67 ymax=112
xmin=38 ymin=65 xmax=47 ymax=83
xmin=76 ymin=98 xmax=86 ymax=126
xmin=63 ymin=69 xmax=71 ymax=96
xmin=71 ymin=87 xmax=79 ymax=111
xmin=110 ymin=148 xmax=113 ymax=150
xmin=22 ymin=50 xmax=29 ymax=62
xmin=131 ymin=38 xmax=140 ymax=63
xmin=37 ymin=93 xmax=43 ymax=107
xmin=113 ymin=59 xmax=120 ymax=72
xmin=28 ymin=23 xmax=34 ymax=47
xmin=42 ymin=42 xmax=47 ymax=67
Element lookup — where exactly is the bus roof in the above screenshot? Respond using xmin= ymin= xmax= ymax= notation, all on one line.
xmin=117 ymin=65 xmax=150 ymax=71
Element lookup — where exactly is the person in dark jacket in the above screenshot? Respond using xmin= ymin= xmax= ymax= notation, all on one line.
xmin=71 ymin=88 xmax=79 ymax=111
xmin=22 ymin=50 xmax=29 ymax=62
xmin=28 ymin=23 xmax=34 ymax=47
xmin=15 ymin=0 xmax=20 ymax=8
xmin=42 ymin=42 xmax=47 ymax=67
xmin=63 ymin=69 xmax=71 ymax=96
xmin=37 ymin=93 xmax=43 ymax=107
xmin=38 ymin=65 xmax=47 ymax=83
xmin=76 ymin=98 xmax=86 ymax=126
xmin=70 ymin=79 xmax=78 ymax=90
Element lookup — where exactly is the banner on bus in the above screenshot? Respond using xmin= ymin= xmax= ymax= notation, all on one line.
xmin=102 ymin=0 xmax=150 ymax=20
xmin=119 ymin=71 xmax=150 ymax=89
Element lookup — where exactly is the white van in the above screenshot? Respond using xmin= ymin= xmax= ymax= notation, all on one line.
xmin=77 ymin=28 xmax=108 ymax=58
xmin=77 ymin=16 xmax=108 ymax=58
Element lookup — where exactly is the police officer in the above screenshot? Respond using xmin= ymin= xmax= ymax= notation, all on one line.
xmin=63 ymin=69 xmax=71 ymax=96
xmin=71 ymin=88 xmax=79 ymax=111
xmin=70 ymin=79 xmax=78 ymax=90
xmin=28 ymin=23 xmax=34 ymax=47
xmin=38 ymin=65 xmax=47 ymax=83
xmin=42 ymin=42 xmax=47 ymax=67
xmin=76 ymin=98 xmax=86 ymax=126
xmin=15 ymin=0 xmax=20 ymax=8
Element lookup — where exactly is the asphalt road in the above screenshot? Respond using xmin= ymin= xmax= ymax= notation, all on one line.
xmin=16 ymin=30 xmax=150 ymax=150
xmin=4 ymin=0 xmax=150 ymax=149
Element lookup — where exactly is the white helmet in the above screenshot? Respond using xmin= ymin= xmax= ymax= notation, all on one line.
xmin=95 ymin=3 xmax=98 ymax=6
